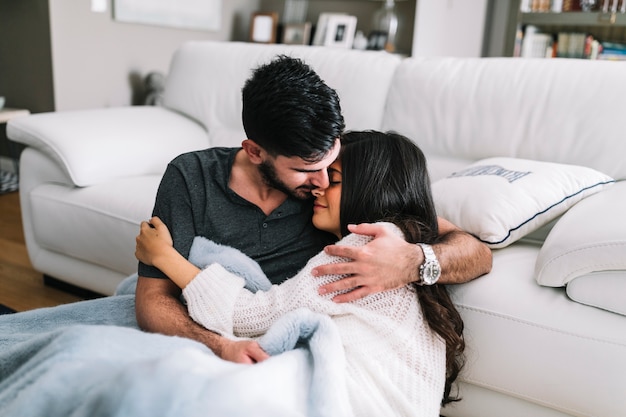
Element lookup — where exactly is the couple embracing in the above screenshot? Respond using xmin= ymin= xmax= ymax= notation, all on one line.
xmin=134 ymin=55 xmax=492 ymax=416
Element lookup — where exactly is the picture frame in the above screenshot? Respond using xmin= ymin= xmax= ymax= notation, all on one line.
xmin=282 ymin=22 xmax=312 ymax=45
xmin=113 ymin=0 xmax=222 ymax=31
xmin=323 ymin=14 xmax=357 ymax=49
xmin=312 ymin=13 xmax=340 ymax=46
xmin=249 ymin=12 xmax=278 ymax=43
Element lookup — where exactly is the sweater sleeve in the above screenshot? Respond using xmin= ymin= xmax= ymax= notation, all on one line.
xmin=182 ymin=228 xmax=399 ymax=338
xmin=182 ymin=253 xmax=337 ymax=338
xmin=182 ymin=263 xmax=246 ymax=336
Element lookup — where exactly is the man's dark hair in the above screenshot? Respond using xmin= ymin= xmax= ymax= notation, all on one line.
xmin=242 ymin=55 xmax=345 ymax=162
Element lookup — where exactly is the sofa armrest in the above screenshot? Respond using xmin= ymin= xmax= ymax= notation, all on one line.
xmin=534 ymin=181 xmax=626 ymax=314
xmin=535 ymin=180 xmax=626 ymax=287
xmin=7 ymin=106 xmax=208 ymax=187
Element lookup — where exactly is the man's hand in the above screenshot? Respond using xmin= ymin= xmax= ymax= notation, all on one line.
xmin=218 ymin=339 xmax=270 ymax=364
xmin=312 ymin=220 xmax=492 ymax=303
xmin=312 ymin=223 xmax=419 ymax=303
xmin=136 ymin=277 xmax=269 ymax=364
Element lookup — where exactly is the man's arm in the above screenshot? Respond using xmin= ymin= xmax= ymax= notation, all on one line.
xmin=311 ymin=217 xmax=492 ymax=303
xmin=135 ymin=276 xmax=268 ymax=363
xmin=133 ymin=161 xmax=268 ymax=364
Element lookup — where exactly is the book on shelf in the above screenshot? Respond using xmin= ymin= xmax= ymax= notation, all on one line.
xmin=520 ymin=0 xmax=580 ymax=13
xmin=557 ymin=32 xmax=587 ymax=58
xmin=521 ymin=0 xmax=581 ymax=11
xmin=599 ymin=40 xmax=626 ymax=60
xmin=520 ymin=26 xmax=554 ymax=58
xmin=601 ymin=41 xmax=626 ymax=52
xmin=518 ymin=29 xmax=614 ymax=60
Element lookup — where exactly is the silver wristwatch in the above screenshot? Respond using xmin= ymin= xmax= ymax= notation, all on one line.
xmin=417 ymin=243 xmax=441 ymax=286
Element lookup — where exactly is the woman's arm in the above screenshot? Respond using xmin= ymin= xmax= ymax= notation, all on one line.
xmin=135 ymin=217 xmax=201 ymax=289
xmin=182 ymin=263 xmax=315 ymax=338
xmin=183 ymin=232 xmax=373 ymax=338
xmin=137 ymin=217 xmax=371 ymax=339
xmin=136 ymin=217 xmax=269 ymax=364
xmin=136 ymin=216 xmax=322 ymax=336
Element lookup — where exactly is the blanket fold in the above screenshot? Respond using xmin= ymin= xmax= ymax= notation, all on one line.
xmin=0 ymin=238 xmax=352 ymax=417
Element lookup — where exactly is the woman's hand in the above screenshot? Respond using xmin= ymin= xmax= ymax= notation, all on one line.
xmin=135 ymin=216 xmax=174 ymax=266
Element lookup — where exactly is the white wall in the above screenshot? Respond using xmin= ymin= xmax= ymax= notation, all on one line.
xmin=413 ymin=0 xmax=488 ymax=57
xmin=46 ymin=0 xmax=490 ymax=110
xmin=48 ymin=0 xmax=260 ymax=111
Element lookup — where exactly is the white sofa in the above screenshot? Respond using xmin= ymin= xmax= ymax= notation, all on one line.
xmin=8 ymin=41 xmax=626 ymax=417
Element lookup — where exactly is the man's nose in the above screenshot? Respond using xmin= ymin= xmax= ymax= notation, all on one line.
xmin=310 ymin=169 xmax=329 ymax=189
xmin=311 ymin=188 xmax=325 ymax=197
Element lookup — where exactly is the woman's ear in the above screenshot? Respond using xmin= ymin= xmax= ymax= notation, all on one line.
xmin=241 ymin=139 xmax=265 ymax=164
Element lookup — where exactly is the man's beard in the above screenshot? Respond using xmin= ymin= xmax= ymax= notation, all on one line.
xmin=258 ymin=160 xmax=314 ymax=201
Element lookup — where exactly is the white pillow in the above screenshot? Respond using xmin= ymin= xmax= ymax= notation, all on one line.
xmin=432 ymin=157 xmax=614 ymax=248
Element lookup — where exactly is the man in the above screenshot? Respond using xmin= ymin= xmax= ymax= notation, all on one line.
xmin=135 ymin=55 xmax=491 ymax=364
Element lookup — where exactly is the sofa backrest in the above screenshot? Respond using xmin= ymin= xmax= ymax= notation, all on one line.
xmin=383 ymin=57 xmax=626 ymax=180
xmin=163 ymin=41 xmax=402 ymax=148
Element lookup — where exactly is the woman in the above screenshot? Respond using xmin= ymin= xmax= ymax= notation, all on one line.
xmin=136 ymin=131 xmax=465 ymax=416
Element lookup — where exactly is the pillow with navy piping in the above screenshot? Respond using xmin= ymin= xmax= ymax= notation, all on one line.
xmin=431 ymin=157 xmax=615 ymax=249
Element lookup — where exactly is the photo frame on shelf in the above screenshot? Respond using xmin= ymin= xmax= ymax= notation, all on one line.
xmin=249 ymin=12 xmax=278 ymax=43
xmin=323 ymin=14 xmax=357 ymax=48
xmin=312 ymin=13 xmax=345 ymax=46
xmin=282 ymin=22 xmax=312 ymax=45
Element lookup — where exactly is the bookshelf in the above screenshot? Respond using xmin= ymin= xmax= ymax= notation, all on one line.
xmin=508 ymin=0 xmax=626 ymax=59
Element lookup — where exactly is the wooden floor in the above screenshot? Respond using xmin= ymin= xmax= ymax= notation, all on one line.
xmin=0 ymin=191 xmax=85 ymax=312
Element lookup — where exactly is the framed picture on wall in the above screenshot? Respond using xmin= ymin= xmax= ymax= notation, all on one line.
xmin=323 ymin=14 xmax=357 ymax=49
xmin=249 ymin=12 xmax=278 ymax=43
xmin=114 ymin=0 xmax=222 ymax=31
xmin=282 ymin=22 xmax=312 ymax=45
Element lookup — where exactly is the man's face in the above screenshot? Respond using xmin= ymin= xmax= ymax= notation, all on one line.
xmin=259 ymin=139 xmax=341 ymax=200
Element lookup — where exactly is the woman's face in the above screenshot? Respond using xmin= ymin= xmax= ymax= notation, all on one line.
xmin=312 ymin=159 xmax=342 ymax=239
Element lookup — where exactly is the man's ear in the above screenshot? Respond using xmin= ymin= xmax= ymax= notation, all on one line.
xmin=241 ymin=139 xmax=265 ymax=164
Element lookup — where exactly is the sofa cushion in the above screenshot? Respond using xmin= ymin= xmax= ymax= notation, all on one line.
xmin=29 ymin=175 xmax=160 ymax=282
xmin=432 ymin=157 xmax=614 ymax=248
xmin=535 ymin=181 xmax=626 ymax=314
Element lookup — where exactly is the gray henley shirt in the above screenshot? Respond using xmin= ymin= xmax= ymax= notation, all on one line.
xmin=138 ymin=147 xmax=336 ymax=284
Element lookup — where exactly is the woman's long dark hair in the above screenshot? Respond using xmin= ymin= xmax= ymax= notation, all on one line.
xmin=339 ymin=130 xmax=465 ymax=406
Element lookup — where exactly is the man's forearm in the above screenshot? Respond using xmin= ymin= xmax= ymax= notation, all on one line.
xmin=313 ymin=222 xmax=492 ymax=302
xmin=434 ymin=230 xmax=492 ymax=284
xmin=135 ymin=277 xmax=227 ymax=356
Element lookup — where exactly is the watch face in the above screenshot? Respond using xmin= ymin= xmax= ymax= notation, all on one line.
xmin=422 ymin=260 xmax=441 ymax=285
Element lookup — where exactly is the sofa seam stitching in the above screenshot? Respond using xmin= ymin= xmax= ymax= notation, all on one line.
xmin=456 ymin=304 xmax=626 ymax=348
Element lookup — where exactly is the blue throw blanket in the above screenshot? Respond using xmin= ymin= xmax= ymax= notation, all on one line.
xmin=0 ymin=238 xmax=353 ymax=417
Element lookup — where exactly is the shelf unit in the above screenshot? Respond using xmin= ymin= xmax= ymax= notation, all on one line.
xmin=504 ymin=0 xmax=626 ymax=56
xmin=520 ymin=11 xmax=626 ymax=26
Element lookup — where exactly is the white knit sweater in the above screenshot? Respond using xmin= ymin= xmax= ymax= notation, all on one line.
xmin=182 ymin=223 xmax=446 ymax=417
